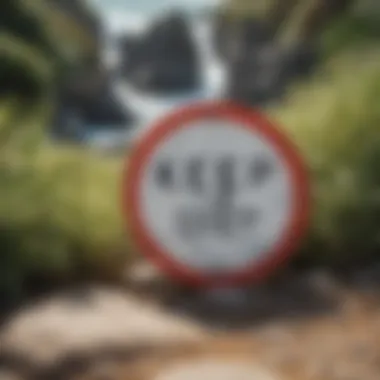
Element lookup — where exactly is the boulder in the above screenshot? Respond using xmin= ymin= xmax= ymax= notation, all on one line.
xmin=120 ymin=12 xmax=201 ymax=93
xmin=75 ymin=88 xmax=132 ymax=127
xmin=212 ymin=11 xmax=319 ymax=106
xmin=285 ymin=43 xmax=319 ymax=78
xmin=212 ymin=15 xmax=273 ymax=63
xmin=118 ymin=34 xmax=138 ymax=57
xmin=226 ymin=42 xmax=318 ymax=106
xmin=0 ymin=288 xmax=204 ymax=371
xmin=52 ymin=66 xmax=134 ymax=142
xmin=226 ymin=44 xmax=288 ymax=106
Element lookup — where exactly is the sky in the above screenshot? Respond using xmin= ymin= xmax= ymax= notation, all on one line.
xmin=89 ymin=0 xmax=222 ymax=14
xmin=88 ymin=0 xmax=223 ymax=34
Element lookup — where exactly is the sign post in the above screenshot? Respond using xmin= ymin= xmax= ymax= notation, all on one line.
xmin=122 ymin=102 xmax=309 ymax=288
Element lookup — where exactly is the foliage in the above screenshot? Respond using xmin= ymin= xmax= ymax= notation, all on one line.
xmin=0 ymin=100 xmax=132 ymax=296
xmin=0 ymin=0 xmax=98 ymax=99
xmin=0 ymin=0 xmax=130 ymax=298
xmin=1 ymin=0 xmax=380 ymax=300
xmin=273 ymin=48 xmax=380 ymax=266
xmin=321 ymin=12 xmax=380 ymax=57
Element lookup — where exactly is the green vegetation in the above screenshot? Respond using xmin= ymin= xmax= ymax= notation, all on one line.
xmin=0 ymin=99 xmax=132 ymax=297
xmin=274 ymin=48 xmax=380 ymax=266
xmin=0 ymin=0 xmax=132 ymax=298
xmin=219 ymin=0 xmax=380 ymax=266
xmin=0 ymin=0 xmax=98 ymax=100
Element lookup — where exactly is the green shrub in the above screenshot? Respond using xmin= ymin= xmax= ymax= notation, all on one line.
xmin=273 ymin=47 xmax=380 ymax=266
xmin=0 ymin=34 xmax=55 ymax=99
xmin=0 ymin=100 xmax=133 ymax=296
xmin=321 ymin=13 xmax=380 ymax=58
xmin=0 ymin=0 xmax=129 ymax=298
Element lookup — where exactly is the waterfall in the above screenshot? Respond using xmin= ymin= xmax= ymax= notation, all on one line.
xmin=87 ymin=0 xmax=227 ymax=148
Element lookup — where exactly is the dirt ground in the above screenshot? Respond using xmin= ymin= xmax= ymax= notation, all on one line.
xmin=75 ymin=295 xmax=380 ymax=380
xmin=2 ymin=264 xmax=380 ymax=380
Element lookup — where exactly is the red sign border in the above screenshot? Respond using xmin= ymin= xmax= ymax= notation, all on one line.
xmin=122 ymin=101 xmax=310 ymax=288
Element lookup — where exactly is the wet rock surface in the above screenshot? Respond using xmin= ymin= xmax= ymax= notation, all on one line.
xmin=212 ymin=12 xmax=318 ymax=106
xmin=224 ymin=41 xmax=318 ymax=106
xmin=212 ymin=16 xmax=273 ymax=63
xmin=119 ymin=12 xmax=201 ymax=94
xmin=53 ymin=67 xmax=134 ymax=142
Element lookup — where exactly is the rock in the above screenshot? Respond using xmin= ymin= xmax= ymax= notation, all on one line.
xmin=226 ymin=42 xmax=318 ymax=106
xmin=285 ymin=44 xmax=319 ymax=78
xmin=124 ymin=261 xmax=171 ymax=296
xmin=212 ymin=11 xmax=318 ymax=106
xmin=118 ymin=34 xmax=139 ymax=57
xmin=124 ymin=262 xmax=194 ymax=305
xmin=76 ymin=88 xmax=132 ymax=127
xmin=226 ymin=43 xmax=290 ymax=106
xmin=52 ymin=66 xmax=134 ymax=141
xmin=212 ymin=15 xmax=273 ymax=63
xmin=125 ymin=261 xmax=164 ymax=287
xmin=120 ymin=12 xmax=201 ymax=93
xmin=53 ymin=92 xmax=133 ymax=142
xmin=0 ymin=288 xmax=204 ymax=369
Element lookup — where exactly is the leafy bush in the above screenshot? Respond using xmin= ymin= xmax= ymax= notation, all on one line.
xmin=0 ymin=0 xmax=129 ymax=299
xmin=0 ymin=100 xmax=133 ymax=298
xmin=321 ymin=12 xmax=380 ymax=58
xmin=273 ymin=48 xmax=380 ymax=266
xmin=0 ymin=34 xmax=54 ymax=99
xmin=0 ymin=0 xmax=99 ymax=100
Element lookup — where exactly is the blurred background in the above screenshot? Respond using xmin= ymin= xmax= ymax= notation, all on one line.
xmin=1 ymin=1 xmax=380 ymax=378
xmin=2 ymin=0 xmax=380 ymax=301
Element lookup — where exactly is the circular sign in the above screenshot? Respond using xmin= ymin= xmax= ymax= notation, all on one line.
xmin=122 ymin=102 xmax=309 ymax=287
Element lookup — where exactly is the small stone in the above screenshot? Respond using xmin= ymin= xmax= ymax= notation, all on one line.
xmin=126 ymin=261 xmax=164 ymax=286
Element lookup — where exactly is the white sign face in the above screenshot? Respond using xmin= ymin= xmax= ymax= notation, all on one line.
xmin=124 ymin=103 xmax=309 ymax=285
xmin=140 ymin=120 xmax=292 ymax=272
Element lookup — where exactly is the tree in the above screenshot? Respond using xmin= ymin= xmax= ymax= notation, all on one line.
xmin=0 ymin=0 xmax=98 ymax=100
xmin=266 ymin=0 xmax=355 ymax=44
xmin=298 ymin=0 xmax=354 ymax=41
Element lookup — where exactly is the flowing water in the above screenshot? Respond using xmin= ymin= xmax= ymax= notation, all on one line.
xmin=85 ymin=0 xmax=227 ymax=148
